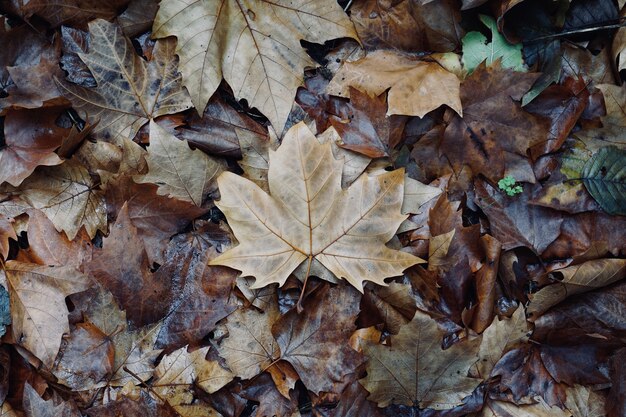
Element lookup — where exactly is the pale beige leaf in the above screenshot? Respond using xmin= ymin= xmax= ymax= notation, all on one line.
xmin=15 ymin=160 xmax=106 ymax=240
xmin=110 ymin=323 xmax=162 ymax=386
xmin=326 ymin=50 xmax=462 ymax=118
xmin=360 ymin=309 xmax=482 ymax=408
xmin=134 ymin=121 xmax=223 ymax=206
xmin=428 ymin=229 xmax=455 ymax=271
xmin=475 ymin=305 xmax=529 ymax=378
xmin=0 ymin=401 xmax=18 ymax=417
xmin=564 ymin=385 xmax=606 ymax=417
xmin=317 ymin=126 xmax=371 ymax=188
xmin=527 ymin=259 xmax=626 ymax=319
xmin=402 ymin=176 xmax=442 ymax=215
xmin=154 ymin=346 xmax=233 ymax=404
xmin=210 ymin=122 xmax=422 ymax=291
xmin=2 ymin=261 xmax=89 ymax=367
xmin=56 ymin=19 xmax=192 ymax=143
xmin=152 ymin=0 xmax=358 ymax=133
xmin=478 ymin=399 xmax=572 ymax=417
xmin=23 ymin=383 xmax=79 ymax=417
xmin=217 ymin=305 xmax=280 ymax=380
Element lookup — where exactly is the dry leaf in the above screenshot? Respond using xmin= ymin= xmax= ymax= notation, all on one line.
xmin=56 ymin=19 xmax=192 ymax=143
xmin=210 ymin=122 xmax=422 ymax=291
xmin=134 ymin=121 xmax=224 ymax=206
xmin=326 ymin=50 xmax=462 ymax=118
xmin=1 ymin=261 xmax=90 ymax=367
xmin=360 ymin=309 xmax=482 ymax=408
xmin=153 ymin=0 xmax=358 ymax=133
xmin=527 ymin=259 xmax=626 ymax=319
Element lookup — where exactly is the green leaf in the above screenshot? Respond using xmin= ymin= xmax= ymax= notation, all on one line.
xmin=581 ymin=146 xmax=626 ymax=216
xmin=461 ymin=15 xmax=525 ymax=74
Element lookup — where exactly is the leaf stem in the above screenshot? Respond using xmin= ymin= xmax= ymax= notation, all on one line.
xmin=296 ymin=255 xmax=313 ymax=313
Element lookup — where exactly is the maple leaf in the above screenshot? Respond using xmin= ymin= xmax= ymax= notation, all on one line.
xmin=134 ymin=121 xmax=224 ymax=206
xmin=360 ymin=309 xmax=482 ymax=408
xmin=209 ymin=122 xmax=422 ymax=291
xmin=56 ymin=19 xmax=192 ymax=143
xmin=152 ymin=0 xmax=358 ymax=133
xmin=0 ymin=261 xmax=90 ymax=367
xmin=327 ymin=50 xmax=462 ymax=118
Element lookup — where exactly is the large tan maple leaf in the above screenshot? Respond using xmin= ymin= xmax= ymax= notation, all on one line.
xmin=152 ymin=0 xmax=358 ymax=134
xmin=209 ymin=122 xmax=422 ymax=291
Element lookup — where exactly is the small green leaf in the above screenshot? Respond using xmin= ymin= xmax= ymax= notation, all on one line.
xmin=581 ymin=146 xmax=626 ymax=216
xmin=461 ymin=15 xmax=525 ymax=74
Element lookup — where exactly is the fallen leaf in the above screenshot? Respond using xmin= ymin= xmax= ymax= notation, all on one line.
xmin=210 ymin=122 xmax=421 ymax=291
xmin=1 ymin=261 xmax=90 ymax=367
xmin=152 ymin=0 xmax=357 ymax=133
xmin=9 ymin=0 xmax=130 ymax=29
xmin=23 ymin=383 xmax=79 ymax=417
xmin=360 ymin=308 xmax=482 ymax=408
xmin=326 ymin=50 xmax=462 ymax=118
xmin=477 ymin=398 xmax=571 ymax=417
xmin=527 ymin=258 xmax=626 ymax=319
xmin=15 ymin=160 xmax=107 ymax=240
xmin=358 ymin=282 xmax=417 ymax=334
xmin=0 ymin=109 xmax=65 ymax=187
xmin=581 ymin=146 xmax=626 ymax=216
xmin=56 ymin=19 xmax=192 ymax=143
xmin=134 ymin=121 xmax=224 ymax=206
xmin=564 ymin=385 xmax=606 ymax=417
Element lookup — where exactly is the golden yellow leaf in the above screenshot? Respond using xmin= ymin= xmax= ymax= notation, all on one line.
xmin=134 ymin=121 xmax=224 ymax=206
xmin=326 ymin=50 xmax=462 ymax=118
xmin=360 ymin=309 xmax=482 ymax=408
xmin=152 ymin=0 xmax=358 ymax=133
xmin=1 ymin=261 xmax=90 ymax=367
xmin=209 ymin=122 xmax=422 ymax=291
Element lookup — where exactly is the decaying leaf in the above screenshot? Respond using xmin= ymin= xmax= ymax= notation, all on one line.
xmin=210 ymin=122 xmax=422 ymax=291
xmin=1 ymin=261 xmax=90 ymax=367
xmin=56 ymin=19 xmax=192 ymax=143
xmin=327 ymin=50 xmax=462 ymax=118
xmin=134 ymin=121 xmax=224 ymax=206
xmin=360 ymin=309 xmax=482 ymax=408
xmin=153 ymin=0 xmax=358 ymax=133
xmin=581 ymin=146 xmax=626 ymax=216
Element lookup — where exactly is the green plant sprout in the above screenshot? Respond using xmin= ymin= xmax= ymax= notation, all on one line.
xmin=498 ymin=175 xmax=523 ymax=196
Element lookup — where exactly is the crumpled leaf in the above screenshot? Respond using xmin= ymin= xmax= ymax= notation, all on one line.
xmin=360 ymin=309 xmax=482 ymax=408
xmin=581 ymin=146 xmax=626 ymax=216
xmin=527 ymin=258 xmax=626 ymax=319
xmin=1 ymin=261 xmax=90 ymax=367
xmin=15 ymin=159 xmax=107 ymax=240
xmin=56 ymin=19 xmax=192 ymax=143
xmin=326 ymin=50 xmax=462 ymax=118
xmin=152 ymin=0 xmax=357 ymax=133
xmin=210 ymin=122 xmax=421 ymax=291
xmin=134 ymin=121 xmax=224 ymax=206
xmin=461 ymin=14 xmax=525 ymax=73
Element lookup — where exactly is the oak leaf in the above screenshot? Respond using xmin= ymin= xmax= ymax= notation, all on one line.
xmin=326 ymin=50 xmax=462 ymax=118
xmin=209 ymin=122 xmax=422 ymax=291
xmin=134 ymin=121 xmax=224 ymax=206
xmin=1 ymin=261 xmax=90 ymax=367
xmin=360 ymin=309 xmax=482 ymax=408
xmin=152 ymin=0 xmax=358 ymax=133
xmin=56 ymin=19 xmax=192 ymax=143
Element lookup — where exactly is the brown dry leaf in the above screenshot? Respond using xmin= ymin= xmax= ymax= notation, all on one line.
xmin=470 ymin=234 xmax=502 ymax=333
xmin=326 ymin=50 xmax=462 ymax=118
xmin=56 ymin=19 xmax=192 ymax=143
xmin=152 ymin=0 xmax=357 ymax=133
xmin=16 ymin=209 xmax=92 ymax=267
xmin=237 ymin=122 xmax=279 ymax=193
xmin=272 ymin=284 xmax=363 ymax=394
xmin=360 ymin=309 xmax=482 ymax=408
xmin=477 ymin=398 xmax=572 ymax=417
xmin=217 ymin=304 xmax=280 ymax=382
xmin=564 ymin=385 xmax=606 ymax=417
xmin=22 ymin=383 xmax=79 ymax=417
xmin=350 ymin=0 xmax=463 ymax=53
xmin=0 ymin=217 xmax=16 ymax=260
xmin=0 ymin=109 xmax=65 ymax=187
xmin=210 ymin=122 xmax=422 ymax=291
xmin=153 ymin=346 xmax=233 ymax=405
xmin=402 ymin=176 xmax=442 ymax=215
xmin=52 ymin=322 xmax=114 ymax=391
xmin=527 ymin=259 xmax=626 ymax=319
xmin=1 ymin=261 xmax=90 ymax=368
xmin=575 ymin=84 xmax=626 ymax=147
xmin=134 ymin=121 xmax=224 ymax=206
xmin=15 ymin=160 xmax=107 ymax=240
xmin=238 ymin=372 xmax=299 ymax=417
xmin=358 ymin=282 xmax=417 ymax=335
xmin=8 ymin=0 xmax=130 ymax=29
xmin=428 ymin=229 xmax=456 ymax=271
xmin=474 ymin=305 xmax=529 ymax=379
